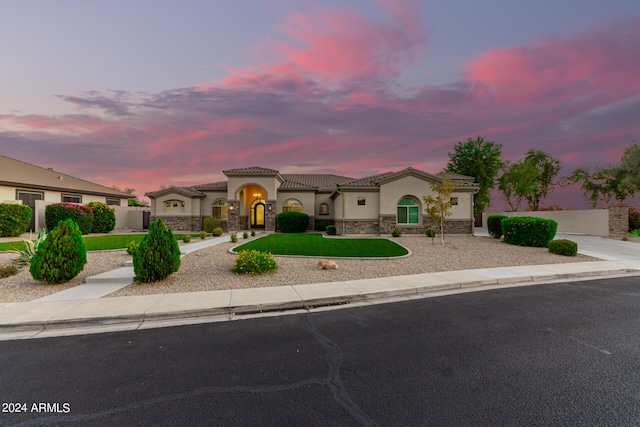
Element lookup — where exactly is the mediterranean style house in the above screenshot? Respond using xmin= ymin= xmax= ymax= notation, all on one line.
xmin=146 ymin=166 xmax=480 ymax=235
xmin=0 ymin=155 xmax=132 ymax=231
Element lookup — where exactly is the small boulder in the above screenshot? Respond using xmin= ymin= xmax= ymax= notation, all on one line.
xmin=317 ymin=260 xmax=338 ymax=270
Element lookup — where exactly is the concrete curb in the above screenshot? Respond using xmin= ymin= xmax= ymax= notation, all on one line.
xmin=2 ymin=266 xmax=638 ymax=336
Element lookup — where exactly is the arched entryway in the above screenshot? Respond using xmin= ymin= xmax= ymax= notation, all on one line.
xmin=251 ymin=198 xmax=266 ymax=228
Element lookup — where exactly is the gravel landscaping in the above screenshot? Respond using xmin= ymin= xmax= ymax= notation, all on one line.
xmin=0 ymin=234 xmax=612 ymax=302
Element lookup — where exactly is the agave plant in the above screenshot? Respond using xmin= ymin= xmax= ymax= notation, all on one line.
xmin=10 ymin=228 xmax=47 ymax=266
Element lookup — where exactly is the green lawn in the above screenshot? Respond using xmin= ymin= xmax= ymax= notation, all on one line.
xmin=0 ymin=233 xmax=199 ymax=252
xmin=233 ymin=233 xmax=408 ymax=257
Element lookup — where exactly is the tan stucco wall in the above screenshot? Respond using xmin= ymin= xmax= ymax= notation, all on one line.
xmin=342 ymin=191 xmax=379 ymax=219
xmin=483 ymin=209 xmax=610 ymax=236
xmin=200 ymin=191 xmax=228 ymax=217
xmin=277 ymin=191 xmax=316 ymax=216
xmin=1 ymin=184 xmax=124 ymax=206
xmin=155 ymin=194 xmax=200 ymax=217
xmin=314 ymin=192 xmax=334 ymax=219
xmin=449 ymin=191 xmax=474 ymax=220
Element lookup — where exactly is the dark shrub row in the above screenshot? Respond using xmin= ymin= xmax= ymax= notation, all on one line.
xmin=502 ymin=216 xmax=558 ymax=247
xmin=487 ymin=214 xmax=507 ymax=239
xmin=45 ymin=203 xmax=94 ymax=235
xmin=0 ymin=203 xmax=32 ymax=237
xmin=277 ymin=212 xmax=309 ymax=233
xmin=548 ymin=239 xmax=578 ymax=256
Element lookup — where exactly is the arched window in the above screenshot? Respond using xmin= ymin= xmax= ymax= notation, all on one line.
xmin=211 ymin=199 xmax=227 ymax=220
xmin=397 ymin=197 xmax=419 ymax=224
xmin=319 ymin=203 xmax=329 ymax=215
xmin=283 ymin=199 xmax=302 ymax=213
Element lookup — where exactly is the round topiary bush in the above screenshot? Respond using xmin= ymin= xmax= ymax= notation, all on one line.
xmin=315 ymin=221 xmax=329 ymax=232
xmin=502 ymin=216 xmax=558 ymax=247
xmin=231 ymin=250 xmax=278 ymax=275
xmin=425 ymin=228 xmax=436 ymax=237
xmin=45 ymin=203 xmax=94 ymax=235
xmin=211 ymin=227 xmax=223 ymax=236
xmin=87 ymin=202 xmax=116 ymax=233
xmin=132 ymin=218 xmax=181 ymax=283
xmin=0 ymin=203 xmax=32 ymax=237
xmin=326 ymin=225 xmax=336 ymax=235
xmin=202 ymin=217 xmax=221 ymax=233
xmin=277 ymin=211 xmax=309 ymax=233
xmin=30 ymin=219 xmax=87 ymax=284
xmin=548 ymin=239 xmax=578 ymax=256
xmin=392 ymin=229 xmax=402 ymax=237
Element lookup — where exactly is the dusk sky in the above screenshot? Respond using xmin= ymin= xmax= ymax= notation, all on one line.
xmin=2 ymin=0 xmax=639 ymax=209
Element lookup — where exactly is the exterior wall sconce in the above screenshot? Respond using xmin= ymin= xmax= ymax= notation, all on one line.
xmin=267 ymin=204 xmax=272 ymax=211
xmin=229 ymin=205 xmax=234 ymax=210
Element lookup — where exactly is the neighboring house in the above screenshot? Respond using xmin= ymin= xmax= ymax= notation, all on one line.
xmin=0 ymin=155 xmax=132 ymax=231
xmin=145 ymin=166 xmax=480 ymax=235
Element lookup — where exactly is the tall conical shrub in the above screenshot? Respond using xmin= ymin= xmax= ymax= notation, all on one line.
xmin=30 ymin=219 xmax=87 ymax=284
xmin=132 ymin=218 xmax=181 ymax=283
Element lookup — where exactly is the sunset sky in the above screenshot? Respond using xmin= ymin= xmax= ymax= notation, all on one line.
xmin=2 ymin=0 xmax=639 ymax=209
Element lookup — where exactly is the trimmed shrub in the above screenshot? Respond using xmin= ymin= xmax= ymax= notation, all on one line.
xmin=315 ymin=221 xmax=329 ymax=232
xmin=86 ymin=202 xmax=115 ymax=233
xmin=0 ymin=265 xmax=19 ymax=279
xmin=243 ymin=231 xmax=249 ymax=239
xmin=548 ymin=239 xmax=578 ymax=256
xmin=502 ymin=216 xmax=558 ymax=247
xmin=487 ymin=215 xmax=507 ymax=239
xmin=0 ymin=203 xmax=32 ymax=237
xmin=629 ymin=207 xmax=640 ymax=232
xmin=250 ymin=229 xmax=256 ymax=237
xmin=212 ymin=227 xmax=223 ymax=236
xmin=425 ymin=228 xmax=436 ymax=237
xmin=126 ymin=240 xmax=138 ymax=256
xmin=230 ymin=233 xmax=237 ymax=243
xmin=326 ymin=225 xmax=336 ymax=235
xmin=30 ymin=219 xmax=87 ymax=284
xmin=231 ymin=250 xmax=278 ymax=275
xmin=277 ymin=211 xmax=309 ymax=233
xmin=9 ymin=228 xmax=47 ymax=266
xmin=183 ymin=235 xmax=191 ymax=243
xmin=45 ymin=203 xmax=94 ymax=235
xmin=202 ymin=217 xmax=222 ymax=233
xmin=199 ymin=231 xmax=207 ymax=239
xmin=392 ymin=229 xmax=402 ymax=237
xmin=132 ymin=219 xmax=181 ymax=283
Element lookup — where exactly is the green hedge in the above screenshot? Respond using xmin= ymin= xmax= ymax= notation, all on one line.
xmin=315 ymin=221 xmax=329 ymax=232
xmin=0 ymin=203 xmax=32 ymax=237
xmin=87 ymin=202 xmax=115 ymax=233
xmin=202 ymin=217 xmax=221 ymax=233
xmin=326 ymin=225 xmax=336 ymax=235
xmin=548 ymin=239 xmax=578 ymax=256
xmin=45 ymin=203 xmax=94 ymax=235
xmin=502 ymin=216 xmax=558 ymax=247
xmin=487 ymin=215 xmax=507 ymax=239
xmin=277 ymin=211 xmax=309 ymax=233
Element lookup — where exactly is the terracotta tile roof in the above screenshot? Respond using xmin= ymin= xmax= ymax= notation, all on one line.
xmin=145 ymin=186 xmax=206 ymax=198
xmin=223 ymin=166 xmax=280 ymax=175
xmin=192 ymin=181 xmax=228 ymax=191
xmin=0 ymin=155 xmax=131 ymax=198
xmin=281 ymin=174 xmax=353 ymax=191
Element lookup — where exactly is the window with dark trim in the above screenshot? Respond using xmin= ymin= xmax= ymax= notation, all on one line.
xmin=319 ymin=203 xmax=329 ymax=215
xmin=357 ymin=197 xmax=366 ymax=206
xmin=62 ymin=194 xmax=82 ymax=203
xmin=283 ymin=199 xmax=303 ymax=212
xmin=397 ymin=197 xmax=419 ymax=224
xmin=212 ymin=199 xmax=228 ymax=220
xmin=449 ymin=197 xmax=458 ymax=206
xmin=106 ymin=198 xmax=120 ymax=206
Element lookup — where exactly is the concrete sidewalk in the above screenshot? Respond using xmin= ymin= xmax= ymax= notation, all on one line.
xmin=1 ymin=230 xmax=640 ymax=340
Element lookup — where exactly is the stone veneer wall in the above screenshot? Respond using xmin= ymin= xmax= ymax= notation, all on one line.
xmin=343 ymin=220 xmax=379 ymax=234
xmin=379 ymin=215 xmax=472 ymax=235
xmin=226 ymin=202 xmax=239 ymax=232
xmin=608 ymin=205 xmax=629 ymax=238
xmin=150 ymin=216 xmax=201 ymax=231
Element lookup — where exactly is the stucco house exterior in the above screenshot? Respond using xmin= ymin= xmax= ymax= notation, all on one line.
xmin=145 ymin=166 xmax=480 ymax=235
xmin=0 ymin=155 xmax=132 ymax=231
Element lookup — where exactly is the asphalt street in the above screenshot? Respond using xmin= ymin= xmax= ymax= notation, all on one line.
xmin=1 ymin=277 xmax=640 ymax=426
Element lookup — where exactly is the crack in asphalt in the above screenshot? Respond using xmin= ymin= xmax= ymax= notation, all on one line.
xmin=303 ymin=315 xmax=378 ymax=427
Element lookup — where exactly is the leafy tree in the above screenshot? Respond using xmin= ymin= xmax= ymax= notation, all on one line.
xmin=112 ymin=186 xmax=149 ymax=207
xmin=447 ymin=136 xmax=503 ymax=214
xmin=617 ymin=142 xmax=640 ymax=195
xmin=566 ymin=167 xmax=625 ymax=208
xmin=498 ymin=150 xmax=561 ymax=211
xmin=423 ymin=176 xmax=459 ymax=245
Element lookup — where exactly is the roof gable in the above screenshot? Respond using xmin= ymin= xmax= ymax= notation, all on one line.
xmin=0 ymin=155 xmax=131 ymax=198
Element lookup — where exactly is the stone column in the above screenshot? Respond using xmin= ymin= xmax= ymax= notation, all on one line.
xmin=608 ymin=205 xmax=629 ymax=238
xmin=265 ymin=200 xmax=276 ymax=231
xmin=227 ymin=201 xmax=240 ymax=232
